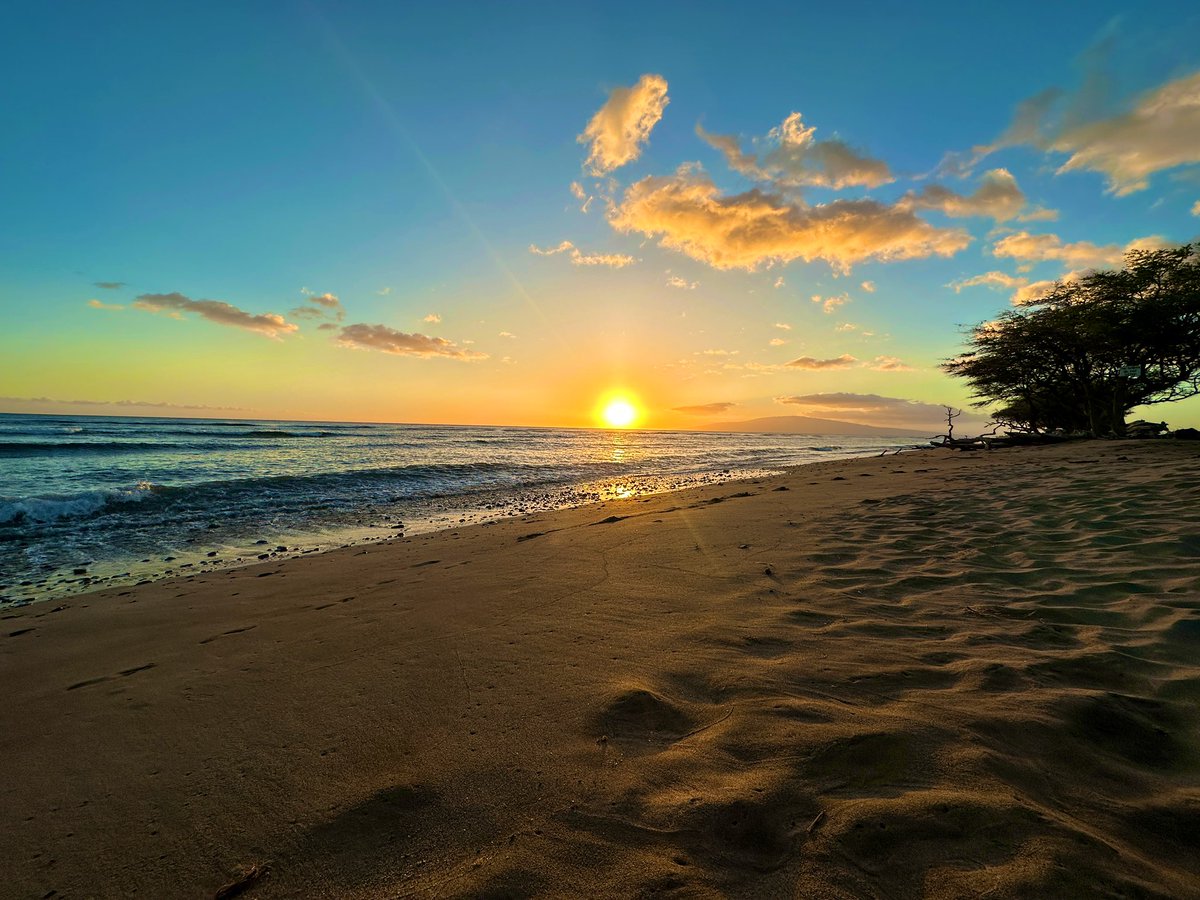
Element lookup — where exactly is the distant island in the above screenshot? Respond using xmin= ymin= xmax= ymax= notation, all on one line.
xmin=704 ymin=415 xmax=931 ymax=437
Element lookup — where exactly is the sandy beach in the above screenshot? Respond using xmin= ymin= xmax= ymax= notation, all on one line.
xmin=3 ymin=439 xmax=1199 ymax=899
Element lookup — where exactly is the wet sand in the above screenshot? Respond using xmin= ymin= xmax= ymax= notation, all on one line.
xmin=2 ymin=439 xmax=1199 ymax=898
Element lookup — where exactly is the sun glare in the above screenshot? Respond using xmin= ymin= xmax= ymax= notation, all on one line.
xmin=600 ymin=396 xmax=639 ymax=429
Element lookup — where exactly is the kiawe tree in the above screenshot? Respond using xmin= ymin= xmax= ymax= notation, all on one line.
xmin=945 ymin=243 xmax=1200 ymax=436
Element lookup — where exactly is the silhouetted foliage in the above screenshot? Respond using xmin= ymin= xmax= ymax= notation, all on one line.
xmin=945 ymin=244 xmax=1200 ymax=436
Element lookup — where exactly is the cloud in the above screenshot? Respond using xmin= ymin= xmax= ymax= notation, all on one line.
xmin=812 ymin=292 xmax=850 ymax=314
xmin=1 ymin=396 xmax=247 ymax=411
xmin=376 ymin=286 xmax=392 ymax=295
xmin=498 ymin=331 xmax=516 ymax=338
xmin=1018 ymin=207 xmax=1059 ymax=223
xmin=980 ymin=70 xmax=1200 ymax=196
xmin=950 ymin=271 xmax=1028 ymax=292
xmin=573 ymin=249 xmax=636 ymax=267
xmin=337 ymin=323 xmax=486 ymax=360
xmin=570 ymin=180 xmax=594 ymax=213
xmin=578 ymin=73 xmax=669 ymax=176
xmin=93 ymin=281 xmax=125 ymax=290
xmin=666 ymin=274 xmax=697 ymax=289
xmin=950 ymin=268 xmax=1086 ymax=306
xmin=87 ymin=298 xmax=123 ymax=310
xmin=860 ymin=280 xmax=875 ymax=293
xmin=672 ymin=401 xmax=737 ymax=415
xmin=290 ymin=290 xmax=346 ymax=325
xmin=775 ymin=392 xmax=957 ymax=425
xmin=698 ymin=112 xmax=893 ymax=190
xmin=529 ymin=240 xmax=636 ymax=268
xmin=307 ymin=292 xmax=341 ymax=309
xmin=1048 ymin=71 xmax=1200 ymax=195
xmin=991 ymin=230 xmax=1166 ymax=269
xmin=835 ymin=322 xmax=858 ymax=332
xmin=1193 ymin=200 xmax=1200 ymax=216
xmin=132 ymin=292 xmax=299 ymax=339
xmin=869 ymin=355 xmax=912 ymax=371
xmin=773 ymin=276 xmax=785 ymax=289
xmin=903 ymin=168 xmax=1027 ymax=221
xmin=785 ymin=354 xmax=858 ymax=369
xmin=773 ymin=322 xmax=791 ymax=330
xmin=423 ymin=313 xmax=442 ymax=324
xmin=608 ymin=165 xmax=969 ymax=273
xmin=769 ymin=337 xmax=788 ymax=346
xmin=697 ymin=348 xmax=738 ymax=356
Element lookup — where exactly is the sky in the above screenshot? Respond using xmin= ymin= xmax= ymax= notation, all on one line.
xmin=3 ymin=1 xmax=1200 ymax=431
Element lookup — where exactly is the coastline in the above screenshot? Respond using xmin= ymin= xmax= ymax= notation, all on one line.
xmin=3 ymin=440 xmax=1199 ymax=897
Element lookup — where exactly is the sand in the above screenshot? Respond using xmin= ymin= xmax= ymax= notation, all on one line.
xmin=2 ymin=439 xmax=1199 ymax=899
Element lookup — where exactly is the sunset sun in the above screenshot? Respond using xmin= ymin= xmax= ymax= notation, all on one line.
xmin=599 ymin=396 xmax=639 ymax=428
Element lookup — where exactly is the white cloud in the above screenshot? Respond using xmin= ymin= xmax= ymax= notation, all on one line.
xmin=609 ymin=164 xmax=969 ymax=273
xmin=498 ymin=331 xmax=516 ymax=338
xmin=785 ymin=354 xmax=858 ymax=369
xmin=337 ymin=323 xmax=486 ymax=360
xmin=860 ymin=281 xmax=875 ymax=293
xmin=423 ymin=313 xmax=442 ymax=324
xmin=811 ymin=292 xmax=850 ymax=314
xmin=132 ymin=292 xmax=298 ymax=339
xmin=376 ymin=286 xmax=392 ymax=296
xmin=578 ymin=73 xmax=669 ymax=176
xmin=835 ymin=322 xmax=858 ymax=332
xmin=773 ymin=322 xmax=792 ymax=330
xmin=698 ymin=112 xmax=892 ymax=190
xmin=768 ymin=337 xmax=788 ymax=346
xmin=773 ymin=276 xmax=785 ymax=289
xmin=666 ymin=274 xmax=698 ymax=289
xmin=529 ymin=240 xmax=636 ymax=268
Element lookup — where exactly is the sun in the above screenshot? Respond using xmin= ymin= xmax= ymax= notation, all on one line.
xmin=598 ymin=395 xmax=640 ymax=429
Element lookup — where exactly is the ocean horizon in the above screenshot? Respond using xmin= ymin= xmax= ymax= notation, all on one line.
xmin=0 ymin=412 xmax=927 ymax=605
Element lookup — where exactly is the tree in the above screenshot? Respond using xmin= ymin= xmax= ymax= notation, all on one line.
xmin=945 ymin=243 xmax=1200 ymax=436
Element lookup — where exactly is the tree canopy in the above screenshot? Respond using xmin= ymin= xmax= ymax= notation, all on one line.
xmin=944 ymin=243 xmax=1200 ymax=435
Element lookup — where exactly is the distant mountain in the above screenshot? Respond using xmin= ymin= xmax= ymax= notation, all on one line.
xmin=704 ymin=415 xmax=931 ymax=438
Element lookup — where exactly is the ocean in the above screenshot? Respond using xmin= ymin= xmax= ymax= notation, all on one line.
xmin=0 ymin=414 xmax=926 ymax=605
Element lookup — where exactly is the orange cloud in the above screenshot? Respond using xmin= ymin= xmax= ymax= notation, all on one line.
xmin=578 ymin=74 xmax=669 ymax=176
xmin=903 ymin=168 xmax=1027 ymax=221
xmin=132 ymin=292 xmax=298 ymax=339
xmin=785 ymin=354 xmax=858 ymax=369
xmin=609 ymin=165 xmax=969 ymax=273
xmin=672 ymin=402 xmax=737 ymax=415
xmin=698 ymin=112 xmax=892 ymax=190
xmin=529 ymin=240 xmax=636 ymax=268
xmin=337 ymin=324 xmax=486 ymax=360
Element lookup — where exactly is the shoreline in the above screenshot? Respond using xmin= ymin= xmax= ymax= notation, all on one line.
xmin=3 ymin=439 xmax=1199 ymax=898
xmin=3 ymin=436 xmax=926 ymax=608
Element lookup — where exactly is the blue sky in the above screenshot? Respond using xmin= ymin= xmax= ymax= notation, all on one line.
xmin=3 ymin=1 xmax=1199 ymax=428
